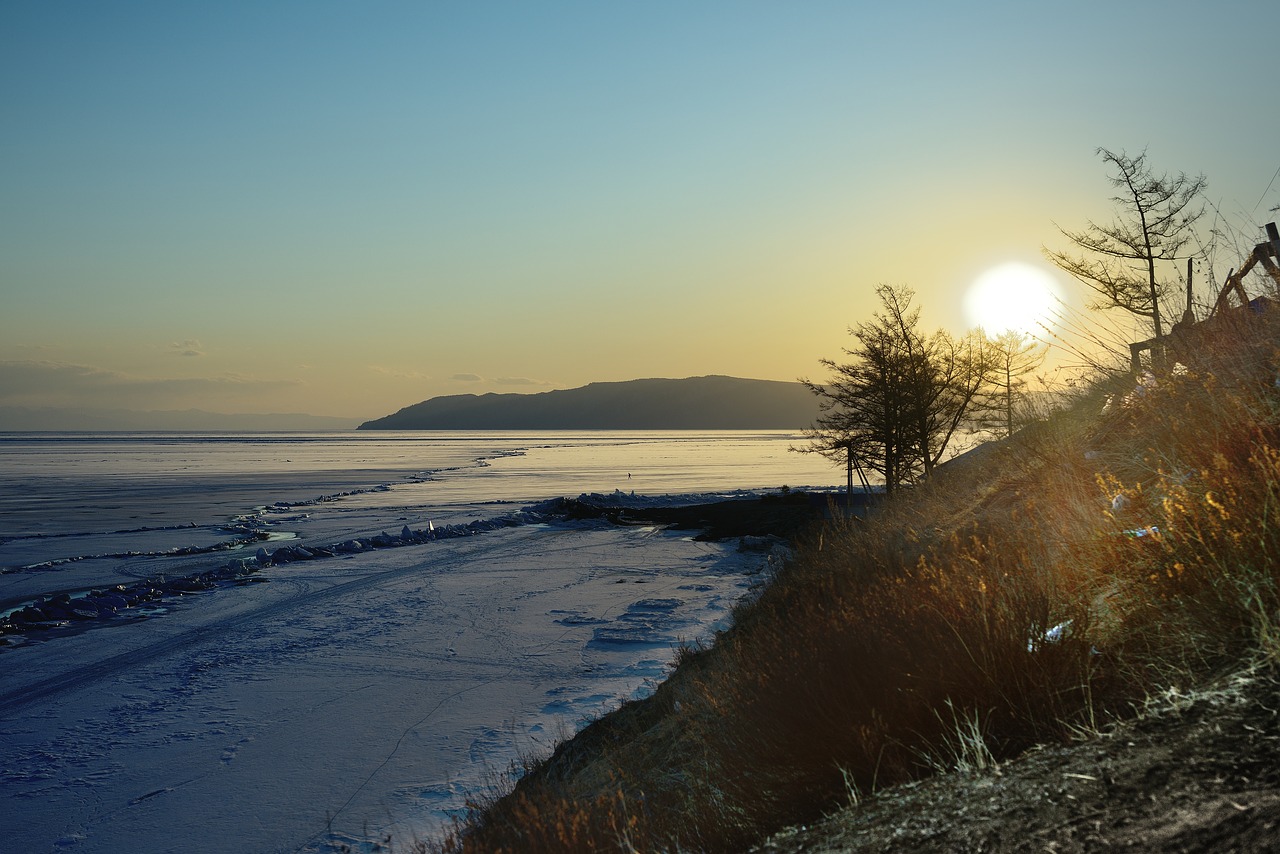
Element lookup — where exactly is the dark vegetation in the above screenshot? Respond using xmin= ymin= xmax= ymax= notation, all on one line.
xmin=423 ymin=301 xmax=1280 ymax=852
xmin=543 ymin=491 xmax=851 ymax=542
xmin=800 ymin=285 xmax=1045 ymax=498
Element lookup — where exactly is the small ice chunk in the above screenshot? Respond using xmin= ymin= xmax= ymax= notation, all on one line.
xmin=1029 ymin=619 xmax=1073 ymax=652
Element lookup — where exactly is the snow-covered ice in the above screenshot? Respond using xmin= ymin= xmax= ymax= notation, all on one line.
xmin=0 ymin=431 xmax=832 ymax=852
xmin=2 ymin=523 xmax=760 ymax=852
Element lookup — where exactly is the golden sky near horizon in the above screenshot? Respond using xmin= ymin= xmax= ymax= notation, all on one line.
xmin=2 ymin=2 xmax=1277 ymax=424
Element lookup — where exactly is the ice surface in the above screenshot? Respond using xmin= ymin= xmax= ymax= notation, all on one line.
xmin=0 ymin=431 xmax=830 ymax=852
xmin=0 ymin=523 xmax=764 ymax=852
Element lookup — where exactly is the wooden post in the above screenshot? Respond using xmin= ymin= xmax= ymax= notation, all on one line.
xmin=1187 ymin=256 xmax=1193 ymax=311
xmin=1182 ymin=256 xmax=1195 ymax=324
xmin=846 ymin=442 xmax=854 ymax=513
xmin=1268 ymin=223 xmax=1280 ymax=289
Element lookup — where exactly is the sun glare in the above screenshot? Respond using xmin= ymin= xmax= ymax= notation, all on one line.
xmin=963 ymin=262 xmax=1062 ymax=334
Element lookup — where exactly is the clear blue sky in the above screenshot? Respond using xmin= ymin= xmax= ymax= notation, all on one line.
xmin=3 ymin=1 xmax=1277 ymax=421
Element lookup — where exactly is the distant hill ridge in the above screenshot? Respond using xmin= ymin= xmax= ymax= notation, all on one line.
xmin=358 ymin=376 xmax=821 ymax=430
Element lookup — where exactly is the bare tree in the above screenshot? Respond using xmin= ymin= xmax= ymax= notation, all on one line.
xmin=1045 ymin=148 xmax=1207 ymax=341
xmin=913 ymin=329 xmax=996 ymax=478
xmin=800 ymin=285 xmax=993 ymax=495
xmin=975 ymin=331 xmax=1046 ymax=439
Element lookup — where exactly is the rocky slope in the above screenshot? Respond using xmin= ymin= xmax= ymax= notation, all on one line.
xmin=755 ymin=666 xmax=1280 ymax=853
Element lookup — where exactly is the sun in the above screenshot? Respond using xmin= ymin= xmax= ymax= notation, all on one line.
xmin=963 ymin=262 xmax=1062 ymax=334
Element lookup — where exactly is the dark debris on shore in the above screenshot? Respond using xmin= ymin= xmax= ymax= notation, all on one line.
xmin=547 ymin=490 xmax=869 ymax=542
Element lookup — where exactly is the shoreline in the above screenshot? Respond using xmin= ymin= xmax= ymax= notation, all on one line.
xmin=0 ymin=485 xmax=846 ymax=853
xmin=0 ymin=490 xmax=844 ymax=644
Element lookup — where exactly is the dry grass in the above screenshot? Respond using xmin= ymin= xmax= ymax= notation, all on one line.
xmin=425 ymin=307 xmax=1280 ymax=853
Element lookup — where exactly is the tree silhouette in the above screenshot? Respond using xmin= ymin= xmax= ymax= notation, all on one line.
xmin=801 ymin=285 xmax=993 ymax=495
xmin=975 ymin=331 xmax=1045 ymax=439
xmin=1045 ymin=148 xmax=1207 ymax=341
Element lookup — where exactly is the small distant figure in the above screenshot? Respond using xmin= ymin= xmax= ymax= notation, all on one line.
xmin=628 ymin=473 xmax=632 ymax=479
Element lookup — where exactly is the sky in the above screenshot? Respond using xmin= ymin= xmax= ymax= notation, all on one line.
xmin=3 ymin=1 xmax=1278 ymax=425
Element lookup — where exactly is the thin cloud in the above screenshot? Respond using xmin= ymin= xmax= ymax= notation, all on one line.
xmin=0 ymin=360 xmax=300 ymax=410
xmin=449 ymin=374 xmax=550 ymax=387
xmin=369 ymin=366 xmax=432 ymax=380
xmin=169 ymin=340 xmax=205 ymax=357
xmin=494 ymin=376 xmax=549 ymax=387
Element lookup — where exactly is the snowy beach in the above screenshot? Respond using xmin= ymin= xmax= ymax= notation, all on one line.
xmin=0 ymin=432 xmax=835 ymax=853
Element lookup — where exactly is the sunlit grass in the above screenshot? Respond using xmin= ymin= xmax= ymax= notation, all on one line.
xmin=424 ymin=307 xmax=1280 ymax=853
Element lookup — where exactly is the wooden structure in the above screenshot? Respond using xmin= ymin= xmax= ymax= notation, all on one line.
xmin=1208 ymin=221 xmax=1280 ymax=317
xmin=1129 ymin=222 xmax=1280 ymax=373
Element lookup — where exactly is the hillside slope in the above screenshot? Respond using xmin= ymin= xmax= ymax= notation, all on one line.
xmin=358 ymin=376 xmax=821 ymax=430
xmin=428 ymin=307 xmax=1280 ymax=853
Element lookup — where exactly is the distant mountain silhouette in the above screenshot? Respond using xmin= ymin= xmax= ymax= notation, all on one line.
xmin=358 ymin=376 xmax=821 ymax=430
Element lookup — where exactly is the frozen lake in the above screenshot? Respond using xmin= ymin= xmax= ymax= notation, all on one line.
xmin=0 ymin=431 xmax=837 ymax=853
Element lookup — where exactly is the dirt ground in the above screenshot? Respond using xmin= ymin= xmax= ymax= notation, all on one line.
xmin=754 ymin=666 xmax=1280 ymax=853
